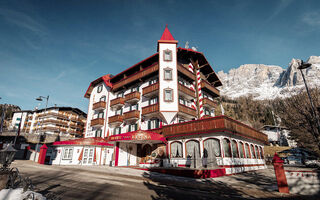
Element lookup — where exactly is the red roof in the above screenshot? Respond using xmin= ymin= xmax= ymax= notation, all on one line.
xmin=160 ymin=25 xmax=175 ymax=41
xmin=53 ymin=137 xmax=114 ymax=146
xmin=84 ymin=74 xmax=113 ymax=98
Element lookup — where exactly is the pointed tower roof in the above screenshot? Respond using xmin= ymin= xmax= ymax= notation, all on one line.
xmin=158 ymin=25 xmax=178 ymax=44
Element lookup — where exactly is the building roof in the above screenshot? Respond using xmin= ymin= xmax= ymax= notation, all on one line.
xmin=84 ymin=74 xmax=113 ymax=98
xmin=13 ymin=107 xmax=87 ymax=117
xmin=53 ymin=137 xmax=113 ymax=146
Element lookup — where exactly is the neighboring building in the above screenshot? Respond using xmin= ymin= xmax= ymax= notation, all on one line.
xmin=53 ymin=26 xmax=268 ymax=175
xmin=260 ymin=125 xmax=297 ymax=147
xmin=11 ymin=107 xmax=87 ymax=138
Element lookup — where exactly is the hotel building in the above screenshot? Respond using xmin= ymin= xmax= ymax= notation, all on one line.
xmin=53 ymin=26 xmax=268 ymax=174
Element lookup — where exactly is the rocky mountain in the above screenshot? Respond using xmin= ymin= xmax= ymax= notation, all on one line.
xmin=217 ymin=56 xmax=320 ymax=100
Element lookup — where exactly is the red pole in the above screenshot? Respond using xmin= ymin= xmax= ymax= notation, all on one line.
xmin=272 ymin=153 xmax=289 ymax=193
xmin=38 ymin=144 xmax=48 ymax=164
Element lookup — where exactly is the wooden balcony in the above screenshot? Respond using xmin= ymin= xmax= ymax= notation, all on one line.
xmin=152 ymin=116 xmax=268 ymax=144
xmin=177 ymin=64 xmax=195 ymax=81
xmin=113 ymin=63 xmax=159 ymax=91
xmin=142 ymin=82 xmax=159 ymax=97
xmin=91 ymin=118 xmax=105 ymax=127
xmin=123 ymin=110 xmax=140 ymax=121
xmin=92 ymin=101 xmax=106 ymax=110
xmin=178 ymin=83 xmax=196 ymax=99
xmin=203 ymin=98 xmax=217 ymax=108
xmin=108 ymin=115 xmax=123 ymax=126
xmin=178 ymin=104 xmax=197 ymax=118
xmin=42 ymin=119 xmax=68 ymax=126
xmin=125 ymin=91 xmax=141 ymax=103
xmin=142 ymin=104 xmax=159 ymax=116
xmin=201 ymin=80 xmax=220 ymax=97
xmin=110 ymin=97 xmax=125 ymax=108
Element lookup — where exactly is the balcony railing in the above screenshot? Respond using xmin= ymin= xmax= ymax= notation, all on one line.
xmin=125 ymin=91 xmax=141 ymax=103
xmin=178 ymin=104 xmax=197 ymax=117
xmin=201 ymin=80 xmax=220 ymax=97
xmin=142 ymin=103 xmax=159 ymax=116
xmin=113 ymin=63 xmax=159 ymax=90
xmin=203 ymin=98 xmax=217 ymax=108
xmin=108 ymin=115 xmax=123 ymax=124
xmin=177 ymin=64 xmax=195 ymax=81
xmin=152 ymin=116 xmax=268 ymax=144
xmin=93 ymin=101 xmax=106 ymax=110
xmin=91 ymin=118 xmax=105 ymax=127
xmin=142 ymin=82 xmax=159 ymax=97
xmin=110 ymin=97 xmax=125 ymax=108
xmin=178 ymin=84 xmax=196 ymax=99
xmin=123 ymin=110 xmax=140 ymax=121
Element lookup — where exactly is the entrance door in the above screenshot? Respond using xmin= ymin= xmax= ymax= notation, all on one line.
xmin=141 ymin=144 xmax=152 ymax=163
xmin=203 ymin=139 xmax=220 ymax=168
xmin=82 ymin=148 xmax=94 ymax=165
xmin=186 ymin=140 xmax=200 ymax=168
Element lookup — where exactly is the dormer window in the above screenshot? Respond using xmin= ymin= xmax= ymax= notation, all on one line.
xmin=163 ymin=49 xmax=172 ymax=61
xmin=97 ymin=85 xmax=103 ymax=93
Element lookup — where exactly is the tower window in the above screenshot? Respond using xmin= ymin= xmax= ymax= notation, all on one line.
xmin=164 ymin=68 xmax=172 ymax=80
xmin=164 ymin=88 xmax=173 ymax=102
xmin=163 ymin=49 xmax=172 ymax=61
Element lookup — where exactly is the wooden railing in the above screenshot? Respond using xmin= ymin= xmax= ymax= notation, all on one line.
xmin=92 ymin=101 xmax=106 ymax=110
xmin=178 ymin=84 xmax=196 ymax=98
xmin=110 ymin=97 xmax=125 ymax=107
xmin=142 ymin=104 xmax=159 ymax=115
xmin=177 ymin=64 xmax=195 ymax=80
xmin=91 ymin=118 xmax=105 ymax=126
xmin=142 ymin=82 xmax=159 ymax=96
xmin=201 ymin=80 xmax=220 ymax=96
xmin=178 ymin=104 xmax=197 ymax=117
xmin=152 ymin=116 xmax=268 ymax=144
xmin=42 ymin=119 xmax=68 ymax=126
xmin=125 ymin=91 xmax=141 ymax=102
xmin=123 ymin=110 xmax=140 ymax=120
xmin=108 ymin=115 xmax=123 ymax=124
xmin=113 ymin=63 xmax=159 ymax=90
xmin=203 ymin=98 xmax=217 ymax=108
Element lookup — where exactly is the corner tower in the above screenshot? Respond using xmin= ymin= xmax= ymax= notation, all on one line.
xmin=158 ymin=25 xmax=179 ymax=124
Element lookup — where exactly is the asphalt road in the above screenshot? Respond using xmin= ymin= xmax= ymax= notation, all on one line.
xmin=9 ymin=160 xmax=318 ymax=200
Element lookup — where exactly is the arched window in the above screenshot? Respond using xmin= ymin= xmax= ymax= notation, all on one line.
xmin=170 ymin=141 xmax=183 ymax=158
xmin=223 ymin=139 xmax=232 ymax=158
xmin=204 ymin=138 xmax=221 ymax=157
xmin=186 ymin=140 xmax=201 ymax=168
xmin=250 ymin=144 xmax=256 ymax=158
xmin=231 ymin=140 xmax=239 ymax=158
xmin=245 ymin=143 xmax=251 ymax=158
xmin=259 ymin=146 xmax=264 ymax=159
xmin=239 ymin=142 xmax=245 ymax=158
xmin=255 ymin=145 xmax=260 ymax=159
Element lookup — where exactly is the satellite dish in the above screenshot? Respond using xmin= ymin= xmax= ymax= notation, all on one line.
xmin=185 ymin=41 xmax=189 ymax=49
xmin=191 ymin=46 xmax=197 ymax=51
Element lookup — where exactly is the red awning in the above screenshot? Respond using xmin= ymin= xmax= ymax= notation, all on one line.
xmin=53 ymin=137 xmax=113 ymax=147
xmin=108 ymin=130 xmax=167 ymax=144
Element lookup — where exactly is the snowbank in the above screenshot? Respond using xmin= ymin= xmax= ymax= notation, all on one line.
xmin=0 ymin=188 xmax=46 ymax=200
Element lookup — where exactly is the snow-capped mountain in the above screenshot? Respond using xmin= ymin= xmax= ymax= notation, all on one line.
xmin=217 ymin=56 xmax=320 ymax=100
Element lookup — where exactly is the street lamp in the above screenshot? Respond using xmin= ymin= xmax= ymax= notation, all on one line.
xmin=298 ymin=60 xmax=320 ymax=138
xmin=35 ymin=95 xmax=49 ymax=154
xmin=0 ymin=143 xmax=17 ymax=169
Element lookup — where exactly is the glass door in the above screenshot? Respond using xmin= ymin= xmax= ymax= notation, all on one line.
xmin=82 ymin=148 xmax=94 ymax=165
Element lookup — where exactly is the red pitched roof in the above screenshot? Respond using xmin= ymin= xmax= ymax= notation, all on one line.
xmin=160 ymin=25 xmax=175 ymax=40
xmin=84 ymin=74 xmax=113 ymax=98
xmin=53 ymin=137 xmax=113 ymax=146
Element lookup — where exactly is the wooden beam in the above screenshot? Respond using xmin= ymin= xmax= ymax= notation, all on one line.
xmin=205 ymin=72 xmax=215 ymax=79
xmin=199 ymin=64 xmax=209 ymax=69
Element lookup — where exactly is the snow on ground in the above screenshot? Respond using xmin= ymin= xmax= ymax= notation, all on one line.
xmin=0 ymin=188 xmax=46 ymax=200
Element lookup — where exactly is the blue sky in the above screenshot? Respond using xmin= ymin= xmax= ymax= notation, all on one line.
xmin=1 ymin=0 xmax=319 ymax=113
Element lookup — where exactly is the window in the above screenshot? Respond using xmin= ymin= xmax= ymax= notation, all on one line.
xmin=148 ymin=118 xmax=160 ymax=129
xmin=223 ymin=139 xmax=232 ymax=158
xmin=231 ymin=140 xmax=239 ymax=158
xmin=100 ymin=96 xmax=106 ymax=102
xmin=149 ymin=97 xmax=158 ymax=105
xmin=17 ymin=118 xmax=21 ymax=121
xmin=163 ymin=49 xmax=172 ymax=61
xmin=259 ymin=146 xmax=264 ymax=159
xmin=239 ymin=142 xmax=245 ymax=158
xmin=97 ymin=85 xmax=103 ymax=93
xmin=98 ymin=112 xmax=104 ymax=119
xmin=128 ymin=123 xmax=138 ymax=132
xmin=204 ymin=109 xmax=211 ymax=116
xmin=179 ymin=97 xmax=186 ymax=105
xmin=149 ymin=78 xmax=158 ymax=85
xmin=204 ymin=138 xmax=221 ymax=157
xmin=250 ymin=144 xmax=256 ymax=158
xmin=115 ymin=108 xmax=122 ymax=115
xmin=164 ymin=68 xmax=172 ymax=80
xmin=130 ymin=104 xmax=139 ymax=111
xmin=171 ymin=142 xmax=183 ymax=158
xmin=95 ymin=129 xmax=102 ymax=137
xmin=255 ymin=145 xmax=260 ymax=159
xmin=131 ymin=86 xmax=139 ymax=92
xmin=63 ymin=148 xmax=73 ymax=160
xmin=164 ymin=89 xmax=173 ymax=102
xmin=113 ymin=127 xmax=121 ymax=135
xmin=245 ymin=143 xmax=251 ymax=158
xmin=117 ymin=92 xmax=124 ymax=98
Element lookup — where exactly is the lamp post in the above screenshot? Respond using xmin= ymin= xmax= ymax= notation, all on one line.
xmin=0 ymin=143 xmax=17 ymax=169
xmin=35 ymin=95 xmax=49 ymax=155
xmin=298 ymin=60 xmax=320 ymax=138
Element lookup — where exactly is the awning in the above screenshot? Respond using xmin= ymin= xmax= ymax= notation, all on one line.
xmin=108 ymin=130 xmax=167 ymax=144
xmin=53 ymin=137 xmax=113 ymax=147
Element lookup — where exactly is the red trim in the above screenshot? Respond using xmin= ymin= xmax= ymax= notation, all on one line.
xmin=115 ymin=142 xmax=119 ymax=166
xmin=53 ymin=137 xmax=113 ymax=147
xmin=109 ymin=130 xmax=167 ymax=143
xmin=84 ymin=74 xmax=113 ymax=98
xmin=219 ymin=164 xmax=265 ymax=168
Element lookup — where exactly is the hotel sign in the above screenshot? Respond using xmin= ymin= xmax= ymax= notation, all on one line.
xmin=108 ymin=130 xmax=166 ymax=143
